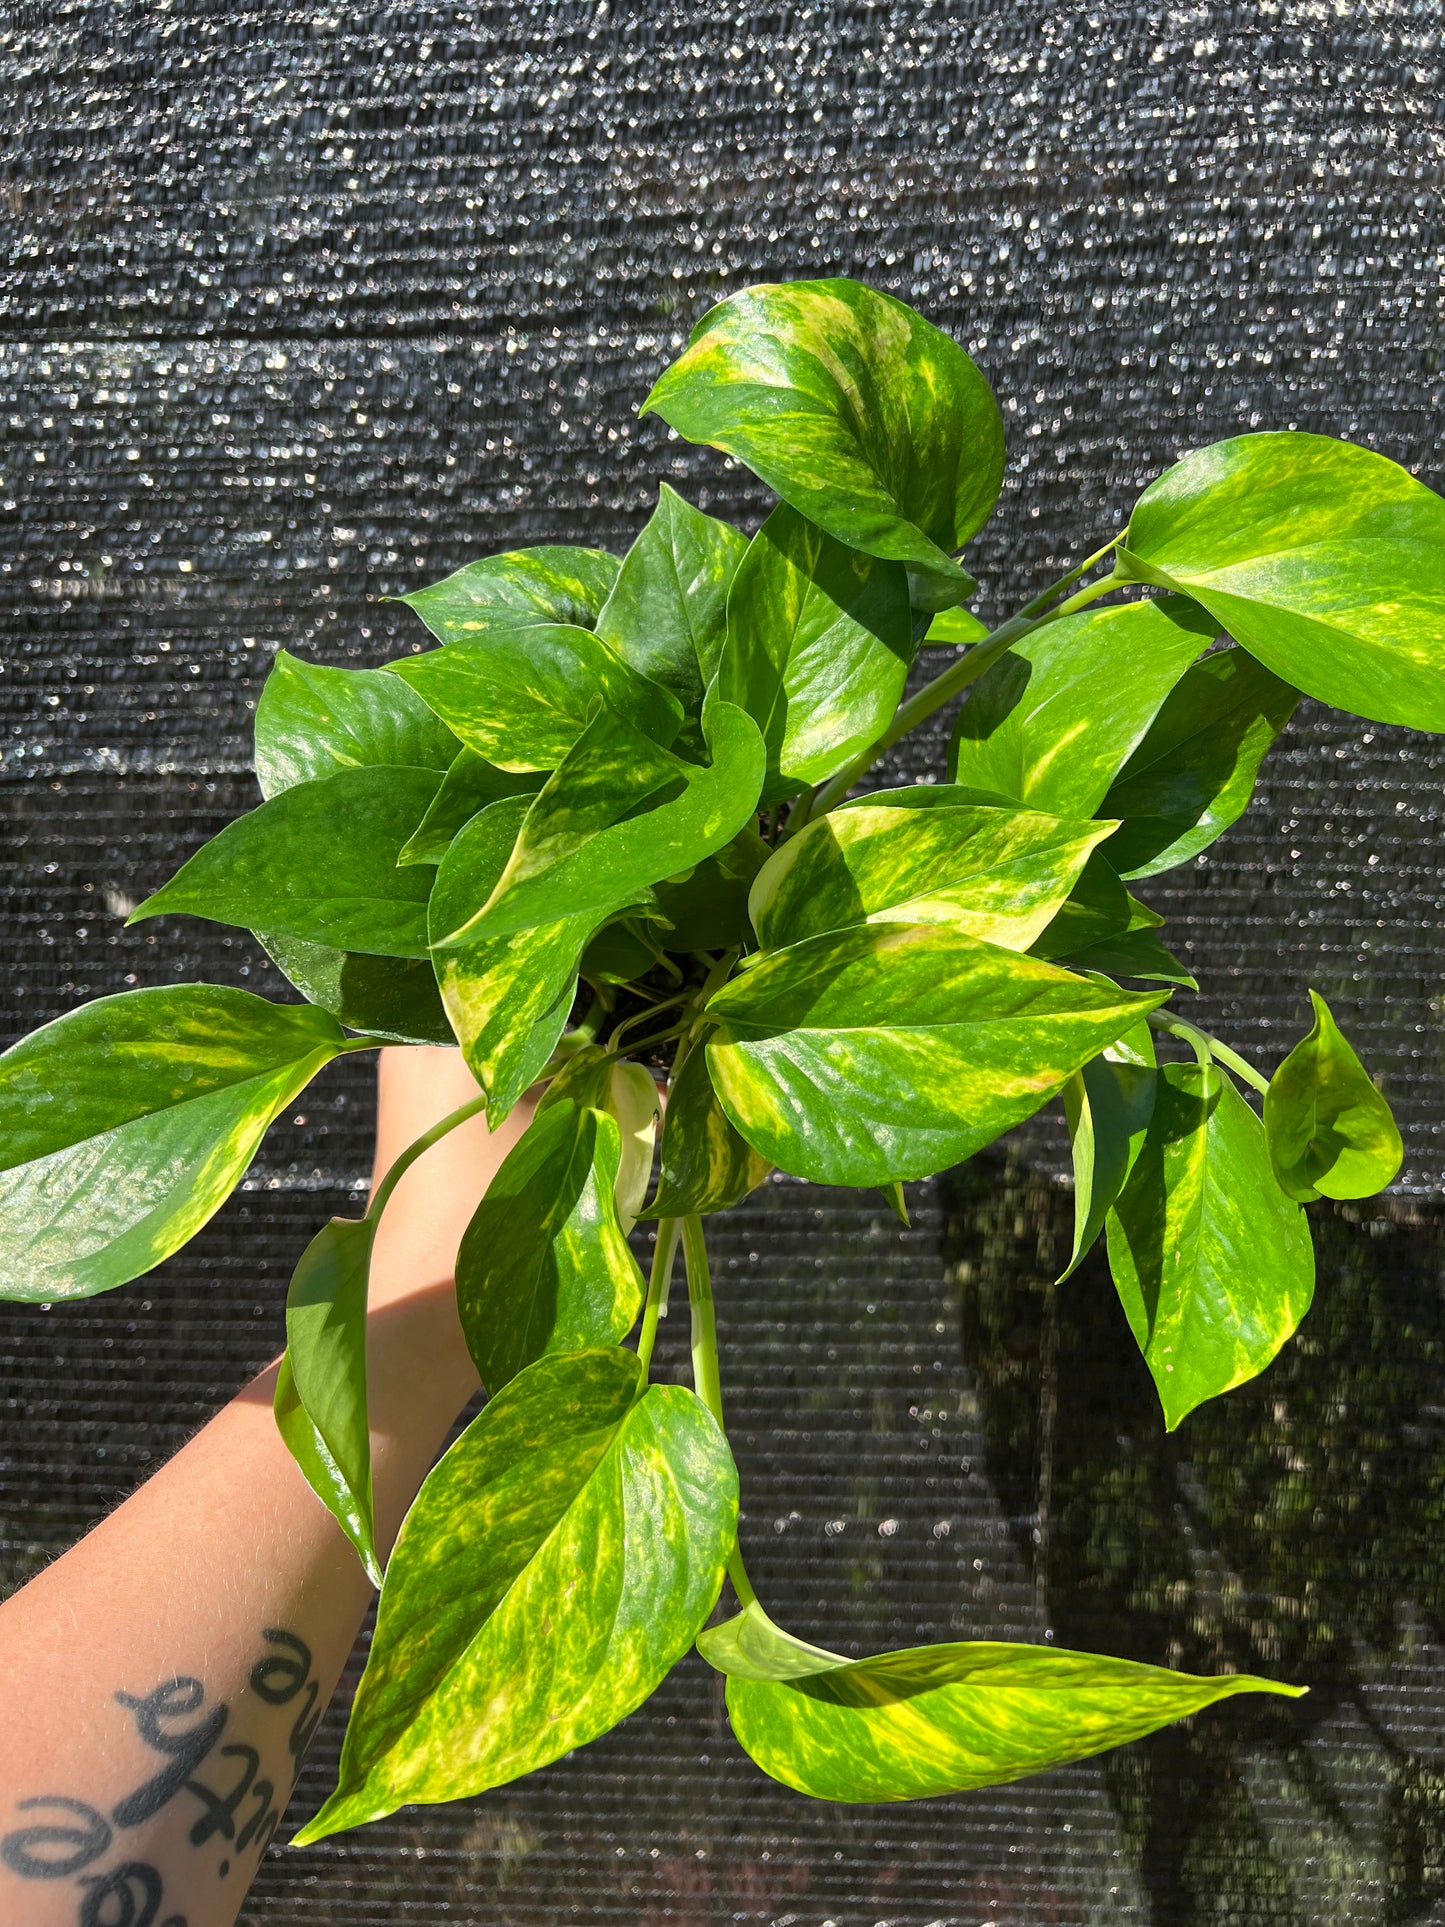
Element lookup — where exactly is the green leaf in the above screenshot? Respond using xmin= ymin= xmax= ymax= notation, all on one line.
xmin=947 ymin=597 xmax=1217 ymax=817
xmin=0 ymin=987 xmax=344 ymax=1301
xmin=397 ymin=749 xmax=544 ymax=868
xmin=749 ymin=796 xmax=1116 ymax=955
xmin=428 ymin=798 xmax=597 ymax=1121
xmin=717 ymin=503 xmax=914 ymax=794
xmin=706 ymin=924 xmax=1166 ymax=1186
xmin=386 ymin=625 xmax=684 ymax=775
xmin=700 ymin=1603 xmax=1302 ymax=1804
xmin=651 ymin=827 xmax=770 ymax=954
xmin=400 ymin=546 xmax=621 ymax=639
xmin=1065 ymin=927 xmax=1199 ymax=990
xmin=435 ymin=695 xmax=766 ymax=947
xmin=259 ymin=934 xmax=454 ymax=1045
xmin=277 ymin=1214 xmax=381 ymax=1586
xmin=925 ymin=607 xmax=989 ymax=644
xmin=595 ymin=483 xmax=749 ymax=712
xmin=293 ymin=1347 xmax=737 ymax=1840
xmin=642 ymin=278 xmax=1005 ymax=595
xmin=535 ymin=1048 xmax=662 ymax=1230
xmin=579 ymin=915 xmax=668 ymax=987
xmin=130 ymin=766 xmax=443 ymax=960
xmin=456 ymin=1102 xmax=645 ymax=1393
xmin=1264 ymin=991 xmax=1403 ymax=1202
xmin=644 ymin=1046 xmax=771 ymax=1219
xmin=1059 ymin=1022 xmax=1157 ymax=1283
xmin=1099 ymin=647 xmax=1301 ymax=878
xmin=1028 ymin=850 xmax=1161 ymax=961
xmin=253 ymin=651 xmax=461 ymax=799
xmin=1117 ymin=431 xmax=1445 ymax=731
xmin=1107 ymin=1061 xmax=1316 ymax=1428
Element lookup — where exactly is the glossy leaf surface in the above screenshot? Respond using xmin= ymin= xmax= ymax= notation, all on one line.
xmin=718 ymin=503 xmax=913 ymax=793
xmin=401 ymin=546 xmax=621 ymax=639
xmin=259 ymin=934 xmax=454 ymax=1046
xmin=456 ymin=1101 xmax=645 ymax=1393
xmin=749 ymin=797 xmax=1114 ymax=954
xmin=436 ymin=696 xmax=766 ymax=946
xmin=253 ymin=651 xmax=460 ymax=799
xmin=595 ymin=483 xmax=749 ymax=711
xmin=0 ymin=988 xmax=343 ymax=1301
xmin=1118 ymin=431 xmax=1445 ymax=730
xmin=703 ymin=1606 xmax=1301 ymax=1803
xmin=645 ymin=1047 xmax=772 ymax=1219
xmin=643 ymin=278 xmax=1005 ymax=589
xmin=925 ymin=607 xmax=990 ymax=644
xmin=706 ymin=924 xmax=1165 ymax=1186
xmin=1101 ymin=647 xmax=1300 ymax=878
xmin=1028 ymin=851 xmax=1160 ymax=962
xmin=398 ymin=748 xmax=544 ymax=868
xmin=1107 ymin=1062 xmax=1316 ymax=1429
xmin=295 ymin=1348 xmax=737 ymax=1840
xmin=948 ymin=597 xmax=1216 ymax=816
xmin=1264 ymin=990 xmax=1403 ymax=1201
xmin=387 ymin=625 xmax=682 ymax=772
xmin=278 ymin=1214 xmax=381 ymax=1585
xmin=130 ymin=766 xmax=442 ymax=959
xmin=1059 ymin=1023 xmax=1157 ymax=1283
xmin=534 ymin=1055 xmax=660 ymax=1227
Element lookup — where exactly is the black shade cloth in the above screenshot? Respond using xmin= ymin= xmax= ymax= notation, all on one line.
xmin=3 ymin=5 xmax=1444 ymax=1921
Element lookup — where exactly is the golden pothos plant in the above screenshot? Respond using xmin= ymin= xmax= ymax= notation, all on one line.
xmin=0 ymin=278 xmax=1428 ymax=1829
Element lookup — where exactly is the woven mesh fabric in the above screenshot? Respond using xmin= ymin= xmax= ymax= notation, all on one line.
xmin=2 ymin=4 xmax=1444 ymax=1921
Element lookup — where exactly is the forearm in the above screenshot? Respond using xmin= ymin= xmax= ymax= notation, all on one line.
xmin=0 ymin=1049 xmax=527 ymax=1927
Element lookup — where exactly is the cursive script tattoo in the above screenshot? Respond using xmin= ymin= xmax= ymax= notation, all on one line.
xmin=0 ymin=1627 xmax=322 ymax=1925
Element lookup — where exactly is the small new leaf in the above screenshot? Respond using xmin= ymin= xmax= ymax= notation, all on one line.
xmin=645 ymin=1047 xmax=772 ymax=1219
xmin=1264 ymin=991 xmax=1403 ymax=1201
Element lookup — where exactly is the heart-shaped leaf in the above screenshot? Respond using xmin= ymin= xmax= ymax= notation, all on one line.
xmin=1117 ymin=432 xmax=1445 ymax=731
xmin=595 ymin=483 xmax=749 ymax=712
xmin=277 ymin=1214 xmax=381 ymax=1585
xmin=254 ymin=651 xmax=461 ymax=799
xmin=0 ymin=988 xmax=344 ymax=1301
xmin=1264 ymin=991 xmax=1403 ymax=1201
xmin=642 ymin=278 xmax=1005 ymax=597
xmin=401 ymin=546 xmax=621 ymax=639
xmin=644 ymin=1047 xmax=771 ymax=1220
xmin=706 ymin=924 xmax=1166 ymax=1186
xmin=718 ymin=503 xmax=913 ymax=795
xmin=1107 ymin=1061 xmax=1316 ymax=1428
xmin=947 ymin=597 xmax=1217 ymax=817
xmin=749 ymin=794 xmax=1115 ymax=954
xmin=1100 ymin=647 xmax=1300 ymax=878
xmin=293 ymin=1348 xmax=737 ymax=1841
xmin=130 ymin=766 xmax=443 ymax=959
xmin=700 ymin=1602 xmax=1302 ymax=1803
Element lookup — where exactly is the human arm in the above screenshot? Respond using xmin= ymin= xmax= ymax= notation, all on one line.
xmin=0 ymin=1047 xmax=530 ymax=1927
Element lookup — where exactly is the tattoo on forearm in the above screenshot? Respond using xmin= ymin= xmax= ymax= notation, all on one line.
xmin=0 ymin=1627 xmax=323 ymax=1925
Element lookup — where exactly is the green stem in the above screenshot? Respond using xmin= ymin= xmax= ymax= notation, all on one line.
xmin=1149 ymin=1014 xmax=1271 ymax=1095
xmin=607 ymin=990 xmax=692 ymax=1053
xmin=364 ymin=1089 xmax=490 ymax=1225
xmin=635 ymin=1218 xmax=682 ymax=1376
xmin=681 ymin=1215 xmax=759 ymax=1611
xmin=809 ymin=566 xmax=1122 ymax=816
xmin=1014 ymin=533 xmax=1124 ymax=620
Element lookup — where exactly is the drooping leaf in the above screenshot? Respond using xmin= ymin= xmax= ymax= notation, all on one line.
xmin=595 ymin=483 xmax=749 ymax=712
xmin=699 ymin=1603 xmax=1302 ymax=1804
xmin=644 ymin=1046 xmax=771 ymax=1219
xmin=1264 ymin=990 xmax=1403 ymax=1202
xmin=1099 ymin=647 xmax=1301 ymax=878
xmin=277 ymin=1214 xmax=381 ymax=1586
xmin=1028 ymin=850 xmax=1161 ymax=961
xmin=718 ymin=503 xmax=914 ymax=795
xmin=258 ymin=934 xmax=454 ymax=1045
xmin=1065 ymin=926 xmax=1198 ymax=990
xmin=642 ymin=278 xmax=1005 ymax=600
xmin=386 ymin=626 xmax=683 ymax=773
xmin=293 ymin=1347 xmax=737 ymax=1841
xmin=400 ymin=546 xmax=621 ymax=639
xmin=1117 ymin=431 xmax=1445 ymax=731
xmin=0 ymin=988 xmax=344 ymax=1301
xmin=434 ymin=695 xmax=766 ymax=947
xmin=1059 ymin=1022 xmax=1157 ymax=1283
xmin=706 ymin=924 xmax=1166 ymax=1186
xmin=253 ymin=651 xmax=461 ymax=800
xmin=398 ymin=748 xmax=544 ymax=867
xmin=947 ymin=597 xmax=1217 ymax=817
xmin=129 ymin=766 xmax=443 ymax=959
xmin=749 ymin=796 xmax=1115 ymax=955
xmin=1107 ymin=1061 xmax=1316 ymax=1429
xmin=428 ymin=799 xmax=598 ymax=1121
xmin=652 ymin=827 xmax=770 ymax=954
xmin=456 ymin=1102 xmax=645 ymax=1394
